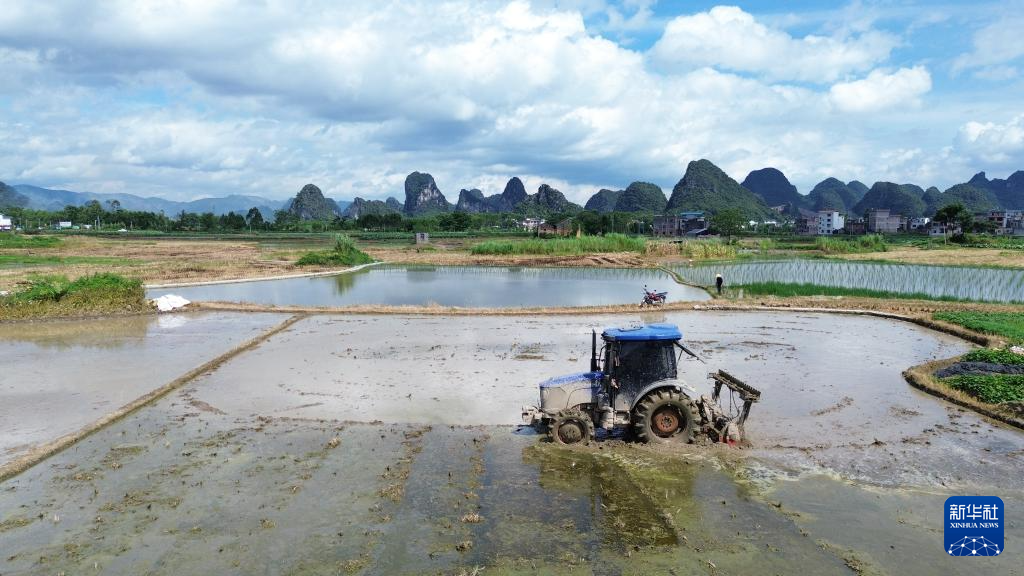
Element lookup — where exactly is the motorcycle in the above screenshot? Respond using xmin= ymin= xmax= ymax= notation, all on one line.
xmin=640 ymin=285 xmax=668 ymax=307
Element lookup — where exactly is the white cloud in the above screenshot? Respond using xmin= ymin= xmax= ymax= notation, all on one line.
xmin=0 ymin=1 xmax=1014 ymax=203
xmin=955 ymin=115 xmax=1024 ymax=165
xmin=828 ymin=67 xmax=932 ymax=113
xmin=952 ymin=16 xmax=1024 ymax=79
xmin=650 ymin=6 xmax=898 ymax=82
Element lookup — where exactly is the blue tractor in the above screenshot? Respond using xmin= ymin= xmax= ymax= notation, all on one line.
xmin=522 ymin=323 xmax=760 ymax=445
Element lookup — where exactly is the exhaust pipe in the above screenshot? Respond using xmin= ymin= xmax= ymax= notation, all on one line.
xmin=590 ymin=330 xmax=598 ymax=372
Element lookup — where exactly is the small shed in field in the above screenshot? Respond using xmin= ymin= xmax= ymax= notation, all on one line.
xmin=415 ymin=232 xmax=430 ymax=244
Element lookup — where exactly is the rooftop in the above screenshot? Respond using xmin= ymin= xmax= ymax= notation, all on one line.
xmin=603 ymin=323 xmax=682 ymax=342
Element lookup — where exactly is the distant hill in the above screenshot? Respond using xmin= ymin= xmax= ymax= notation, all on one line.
xmin=342 ymin=197 xmax=400 ymax=219
xmin=404 ymin=172 xmax=451 ymax=215
xmin=453 ymin=177 xmax=530 ymax=213
xmin=614 ymin=182 xmax=666 ymax=213
xmin=455 ymin=188 xmax=490 ymax=213
xmin=741 ymin=168 xmax=802 ymax=210
xmin=965 ymin=171 xmax=1024 ymax=210
xmin=287 ymin=184 xmax=342 ymax=220
xmin=10 ymin=183 xmax=288 ymax=220
xmin=846 ymin=180 xmax=869 ymax=202
xmin=806 ymin=178 xmax=861 ymax=213
xmin=935 ymin=183 xmax=1000 ymax=213
xmin=666 ymin=159 xmax=773 ymax=219
xmin=584 ymin=188 xmax=621 ymax=213
xmin=853 ymin=182 xmax=927 ymax=217
xmin=516 ymin=184 xmax=582 ymax=217
xmin=0 ymin=181 xmax=29 ymax=209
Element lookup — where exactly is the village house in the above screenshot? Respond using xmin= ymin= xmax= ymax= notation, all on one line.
xmin=866 ymin=208 xmax=904 ymax=234
xmin=928 ymin=221 xmax=962 ymax=238
xmin=906 ymin=217 xmax=930 ymax=232
xmin=0 ymin=213 xmax=11 ymax=231
xmin=989 ymin=210 xmax=1024 ymax=236
xmin=795 ymin=209 xmax=844 ymax=236
xmin=817 ymin=211 xmax=844 ymax=235
xmin=653 ymin=211 xmax=706 ymax=236
xmin=538 ymin=218 xmax=573 ymax=236
xmin=843 ymin=218 xmax=867 ymax=235
xmin=520 ymin=217 xmax=544 ymax=231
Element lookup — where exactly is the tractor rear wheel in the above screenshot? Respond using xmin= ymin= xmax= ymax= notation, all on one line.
xmin=633 ymin=389 xmax=694 ymax=443
xmin=548 ymin=408 xmax=595 ymax=445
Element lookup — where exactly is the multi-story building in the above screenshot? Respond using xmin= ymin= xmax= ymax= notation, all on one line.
xmin=989 ymin=210 xmax=1024 ymax=235
xmin=796 ymin=209 xmax=844 ymax=235
xmin=816 ymin=211 xmax=844 ymax=235
xmin=907 ymin=217 xmax=931 ymax=232
xmin=866 ymin=209 xmax=904 ymax=234
xmin=653 ymin=211 xmax=707 ymax=236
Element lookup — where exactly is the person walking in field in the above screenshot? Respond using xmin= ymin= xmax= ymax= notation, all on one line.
xmin=715 ymin=273 xmax=724 ymax=295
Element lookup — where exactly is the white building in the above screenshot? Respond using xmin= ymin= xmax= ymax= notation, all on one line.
xmin=907 ymin=217 xmax=930 ymax=231
xmin=989 ymin=210 xmax=1024 ymax=236
xmin=0 ymin=214 xmax=11 ymax=231
xmin=57 ymin=221 xmax=72 ymax=229
xmin=520 ymin=217 xmax=544 ymax=231
xmin=816 ymin=211 xmax=844 ymax=235
xmin=928 ymin=221 xmax=961 ymax=237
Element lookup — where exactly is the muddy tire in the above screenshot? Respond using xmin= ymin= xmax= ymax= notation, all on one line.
xmin=548 ymin=408 xmax=595 ymax=445
xmin=633 ymin=389 xmax=695 ymax=444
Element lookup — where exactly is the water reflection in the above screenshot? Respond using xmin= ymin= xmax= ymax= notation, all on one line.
xmin=676 ymin=260 xmax=1024 ymax=303
xmin=0 ymin=315 xmax=157 ymax=349
xmin=150 ymin=265 xmax=711 ymax=307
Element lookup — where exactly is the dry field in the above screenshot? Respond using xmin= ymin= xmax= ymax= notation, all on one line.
xmin=0 ymin=235 xmax=653 ymax=291
xmin=838 ymin=245 xmax=1024 ymax=267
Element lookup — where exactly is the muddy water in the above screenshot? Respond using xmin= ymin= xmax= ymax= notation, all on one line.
xmin=180 ymin=312 xmax=1021 ymax=489
xmin=1 ymin=311 xmax=1022 ymax=574
xmin=0 ymin=312 xmax=288 ymax=466
xmin=147 ymin=264 xmax=711 ymax=306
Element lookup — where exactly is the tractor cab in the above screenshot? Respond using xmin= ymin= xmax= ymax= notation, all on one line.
xmin=523 ymin=322 xmax=761 ymax=446
xmin=596 ymin=324 xmax=683 ymax=412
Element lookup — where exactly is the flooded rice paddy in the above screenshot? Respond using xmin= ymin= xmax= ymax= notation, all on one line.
xmin=147 ymin=265 xmax=711 ymax=307
xmin=1 ymin=311 xmax=1020 ymax=574
xmin=0 ymin=312 xmax=287 ymax=466
xmin=676 ymin=259 xmax=1024 ymax=303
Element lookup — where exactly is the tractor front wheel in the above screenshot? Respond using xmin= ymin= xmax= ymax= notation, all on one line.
xmin=548 ymin=408 xmax=595 ymax=445
xmin=633 ymin=389 xmax=694 ymax=443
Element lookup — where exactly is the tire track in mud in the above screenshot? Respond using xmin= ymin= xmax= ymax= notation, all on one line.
xmin=0 ymin=314 xmax=308 ymax=482
xmin=367 ymin=426 xmax=490 ymax=575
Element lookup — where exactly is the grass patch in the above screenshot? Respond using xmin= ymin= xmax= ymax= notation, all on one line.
xmin=0 ymin=254 xmax=139 ymax=267
xmin=947 ymin=374 xmax=1024 ymax=404
xmin=730 ymin=281 xmax=961 ymax=301
xmin=962 ymin=348 xmax=1024 ymax=365
xmin=933 ymin=311 xmax=1024 ymax=344
xmin=0 ymin=234 xmax=62 ymax=249
xmin=671 ymin=239 xmax=737 ymax=260
xmin=0 ymin=273 xmax=147 ymax=320
xmin=814 ymin=234 xmax=887 ymax=254
xmin=470 ymin=233 xmax=645 ymax=256
xmin=296 ymin=235 xmax=374 ymax=267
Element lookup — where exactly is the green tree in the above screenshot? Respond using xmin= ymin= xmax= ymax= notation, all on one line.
xmin=933 ymin=203 xmax=973 ymax=242
xmin=199 ymin=212 xmax=217 ymax=231
xmin=246 ymin=207 xmax=265 ymax=229
xmin=711 ymin=208 xmax=745 ymax=236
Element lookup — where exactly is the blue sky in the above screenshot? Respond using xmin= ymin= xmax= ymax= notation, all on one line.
xmin=0 ymin=1 xmax=1022 ymax=204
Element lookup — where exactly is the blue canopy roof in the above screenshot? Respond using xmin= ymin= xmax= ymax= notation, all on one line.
xmin=602 ymin=323 xmax=682 ymax=342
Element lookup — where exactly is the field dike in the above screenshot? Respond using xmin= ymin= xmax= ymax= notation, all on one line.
xmin=0 ymin=314 xmax=307 ymax=482
xmin=903 ymin=357 xmax=1024 ymax=430
xmin=144 ymin=262 xmax=380 ymax=289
